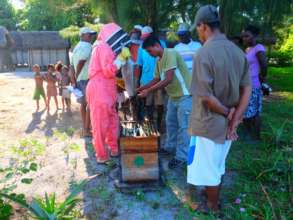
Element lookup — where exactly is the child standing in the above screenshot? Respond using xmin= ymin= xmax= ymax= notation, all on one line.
xmin=60 ymin=65 xmax=72 ymax=112
xmin=55 ymin=62 xmax=63 ymax=100
xmin=32 ymin=64 xmax=47 ymax=111
xmin=45 ymin=64 xmax=59 ymax=112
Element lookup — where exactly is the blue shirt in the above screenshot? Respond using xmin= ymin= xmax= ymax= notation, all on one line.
xmin=137 ymin=40 xmax=166 ymax=85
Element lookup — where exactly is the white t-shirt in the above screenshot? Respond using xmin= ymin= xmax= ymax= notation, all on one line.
xmin=174 ymin=40 xmax=201 ymax=73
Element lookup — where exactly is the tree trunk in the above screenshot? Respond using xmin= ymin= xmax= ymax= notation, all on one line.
xmin=150 ymin=0 xmax=158 ymax=32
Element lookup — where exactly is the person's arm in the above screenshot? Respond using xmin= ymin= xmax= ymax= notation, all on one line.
xmin=135 ymin=47 xmax=144 ymax=87
xmin=137 ymin=77 xmax=160 ymax=92
xmin=70 ymin=65 xmax=77 ymax=86
xmin=193 ymin=56 xmax=230 ymax=115
xmin=138 ymin=69 xmax=174 ymax=98
xmin=201 ymin=95 xmax=231 ymax=117
xmin=134 ymin=65 xmax=142 ymax=87
xmin=227 ymin=85 xmax=251 ymax=140
xmin=256 ymin=51 xmax=267 ymax=83
xmin=52 ymin=74 xmax=58 ymax=83
xmin=42 ymin=73 xmax=48 ymax=82
xmin=227 ymin=58 xmax=252 ymax=140
xmin=47 ymin=72 xmax=57 ymax=83
xmin=47 ymin=72 xmax=53 ymax=81
xmin=75 ymin=60 xmax=86 ymax=80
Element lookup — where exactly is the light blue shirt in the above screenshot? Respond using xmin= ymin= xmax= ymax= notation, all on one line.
xmin=71 ymin=41 xmax=92 ymax=81
xmin=136 ymin=40 xmax=166 ymax=85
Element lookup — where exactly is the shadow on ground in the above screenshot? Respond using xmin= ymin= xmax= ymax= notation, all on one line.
xmin=25 ymin=108 xmax=81 ymax=137
xmin=0 ymin=70 xmax=34 ymax=79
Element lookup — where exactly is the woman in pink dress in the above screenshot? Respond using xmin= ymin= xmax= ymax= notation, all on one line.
xmin=86 ymin=23 xmax=131 ymax=163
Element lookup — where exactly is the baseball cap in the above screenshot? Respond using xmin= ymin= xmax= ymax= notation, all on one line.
xmin=190 ymin=5 xmax=220 ymax=31
xmin=134 ymin=25 xmax=143 ymax=31
xmin=79 ymin=27 xmax=97 ymax=36
xmin=141 ymin=26 xmax=153 ymax=39
xmin=177 ymin=23 xmax=190 ymax=35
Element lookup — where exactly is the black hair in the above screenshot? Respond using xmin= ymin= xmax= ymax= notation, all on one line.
xmin=142 ymin=35 xmax=161 ymax=49
xmin=55 ymin=62 xmax=63 ymax=72
xmin=47 ymin=64 xmax=55 ymax=70
xmin=206 ymin=21 xmax=221 ymax=30
xmin=244 ymin=25 xmax=260 ymax=36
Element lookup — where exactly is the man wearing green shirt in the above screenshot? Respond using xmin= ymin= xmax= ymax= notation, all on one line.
xmin=137 ymin=36 xmax=192 ymax=169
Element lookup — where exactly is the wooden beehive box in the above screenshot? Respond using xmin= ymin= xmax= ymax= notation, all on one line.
xmin=119 ymin=135 xmax=159 ymax=183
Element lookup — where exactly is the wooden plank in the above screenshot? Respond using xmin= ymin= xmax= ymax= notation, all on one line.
xmin=120 ymin=136 xmax=158 ymax=153
xmin=121 ymin=153 xmax=159 ymax=182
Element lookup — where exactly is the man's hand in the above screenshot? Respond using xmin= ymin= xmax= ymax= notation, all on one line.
xmin=227 ymin=85 xmax=251 ymax=141
xmin=136 ymin=87 xmax=143 ymax=93
xmin=227 ymin=112 xmax=242 ymax=141
xmin=138 ymin=89 xmax=149 ymax=98
xmin=227 ymin=107 xmax=236 ymax=121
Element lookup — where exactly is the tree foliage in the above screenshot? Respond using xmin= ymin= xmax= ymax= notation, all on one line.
xmin=91 ymin=0 xmax=293 ymax=37
xmin=5 ymin=0 xmax=293 ymax=46
xmin=0 ymin=0 xmax=16 ymax=30
xmin=17 ymin=0 xmax=97 ymax=31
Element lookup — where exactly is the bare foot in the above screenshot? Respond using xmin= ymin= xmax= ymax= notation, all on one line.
xmin=83 ymin=129 xmax=92 ymax=138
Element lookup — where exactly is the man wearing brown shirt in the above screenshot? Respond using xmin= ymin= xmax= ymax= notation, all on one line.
xmin=187 ymin=5 xmax=251 ymax=212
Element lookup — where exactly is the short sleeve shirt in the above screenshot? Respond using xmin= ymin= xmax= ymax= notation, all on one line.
xmin=154 ymin=49 xmax=191 ymax=100
xmin=71 ymin=41 xmax=92 ymax=81
xmin=174 ymin=40 xmax=201 ymax=73
xmin=136 ymin=40 xmax=166 ymax=86
xmin=246 ymin=44 xmax=265 ymax=89
xmin=136 ymin=46 xmax=156 ymax=85
xmin=189 ymin=34 xmax=250 ymax=144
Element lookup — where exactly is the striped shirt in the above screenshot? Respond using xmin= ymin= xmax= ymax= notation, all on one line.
xmin=174 ymin=41 xmax=201 ymax=73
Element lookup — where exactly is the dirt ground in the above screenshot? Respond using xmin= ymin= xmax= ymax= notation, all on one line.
xmin=0 ymin=71 xmax=234 ymax=220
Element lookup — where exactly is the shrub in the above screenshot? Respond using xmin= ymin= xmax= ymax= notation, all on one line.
xmin=267 ymin=51 xmax=293 ymax=67
xmin=59 ymin=22 xmax=101 ymax=47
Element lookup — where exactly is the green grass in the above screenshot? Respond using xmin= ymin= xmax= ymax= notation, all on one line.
xmin=222 ymin=66 xmax=293 ymax=219
xmin=267 ymin=66 xmax=293 ymax=92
